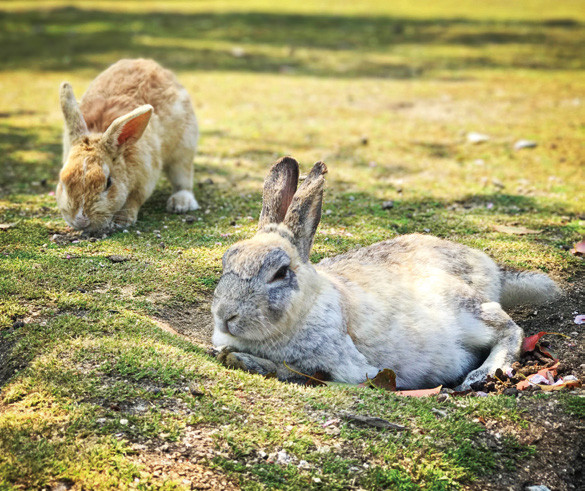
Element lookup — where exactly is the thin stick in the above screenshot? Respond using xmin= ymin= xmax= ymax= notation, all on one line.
xmin=283 ymin=361 xmax=327 ymax=386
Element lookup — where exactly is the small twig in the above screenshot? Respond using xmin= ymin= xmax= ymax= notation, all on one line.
xmin=283 ymin=361 xmax=327 ymax=386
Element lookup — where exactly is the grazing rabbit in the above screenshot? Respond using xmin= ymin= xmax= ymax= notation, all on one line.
xmin=212 ymin=157 xmax=559 ymax=389
xmin=56 ymin=59 xmax=199 ymax=231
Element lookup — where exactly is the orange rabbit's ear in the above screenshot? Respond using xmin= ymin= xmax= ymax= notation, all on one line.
xmin=60 ymin=82 xmax=88 ymax=143
xmin=102 ymin=105 xmax=153 ymax=153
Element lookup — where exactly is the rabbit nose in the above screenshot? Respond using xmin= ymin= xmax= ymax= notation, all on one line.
xmin=73 ymin=212 xmax=90 ymax=229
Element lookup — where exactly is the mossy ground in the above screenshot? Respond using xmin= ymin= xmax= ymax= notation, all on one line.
xmin=1 ymin=1 xmax=584 ymax=489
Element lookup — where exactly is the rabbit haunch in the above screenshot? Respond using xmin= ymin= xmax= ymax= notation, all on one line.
xmin=212 ymin=157 xmax=559 ymax=389
xmin=57 ymin=59 xmax=199 ymax=232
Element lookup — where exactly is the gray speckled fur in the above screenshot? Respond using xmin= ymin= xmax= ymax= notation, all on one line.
xmin=212 ymin=158 xmax=560 ymax=389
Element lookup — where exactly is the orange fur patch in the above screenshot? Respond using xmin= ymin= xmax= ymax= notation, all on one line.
xmin=80 ymin=59 xmax=180 ymax=133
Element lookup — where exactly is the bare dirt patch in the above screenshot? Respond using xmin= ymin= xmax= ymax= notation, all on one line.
xmin=470 ymin=276 xmax=585 ymax=490
xmin=153 ymin=303 xmax=214 ymax=347
xmin=130 ymin=427 xmax=239 ymax=490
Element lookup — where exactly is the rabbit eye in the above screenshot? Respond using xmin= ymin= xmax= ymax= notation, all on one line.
xmin=269 ymin=265 xmax=288 ymax=283
xmin=105 ymin=176 xmax=112 ymax=190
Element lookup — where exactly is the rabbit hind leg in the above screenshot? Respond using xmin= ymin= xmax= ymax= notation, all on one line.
xmin=458 ymin=302 xmax=523 ymax=390
xmin=164 ymin=127 xmax=199 ymax=213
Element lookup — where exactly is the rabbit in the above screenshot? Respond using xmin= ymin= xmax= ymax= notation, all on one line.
xmin=56 ymin=58 xmax=199 ymax=232
xmin=211 ymin=157 xmax=560 ymax=390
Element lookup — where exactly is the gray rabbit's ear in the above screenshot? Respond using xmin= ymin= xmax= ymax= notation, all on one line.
xmin=283 ymin=161 xmax=327 ymax=262
xmin=60 ymin=82 xmax=88 ymax=143
xmin=258 ymin=156 xmax=299 ymax=229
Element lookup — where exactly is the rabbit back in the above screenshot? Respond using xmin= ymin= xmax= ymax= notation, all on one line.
xmin=78 ymin=59 xmax=197 ymax=163
xmin=317 ymin=234 xmax=502 ymax=387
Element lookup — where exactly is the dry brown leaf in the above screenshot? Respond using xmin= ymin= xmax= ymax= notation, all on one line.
xmin=570 ymin=239 xmax=585 ymax=257
xmin=395 ymin=386 xmax=442 ymax=397
xmin=359 ymin=368 xmax=397 ymax=391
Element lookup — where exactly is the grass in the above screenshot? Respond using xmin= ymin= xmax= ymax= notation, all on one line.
xmin=1 ymin=0 xmax=584 ymax=489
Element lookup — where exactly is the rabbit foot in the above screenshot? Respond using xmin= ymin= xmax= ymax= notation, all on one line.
xmin=112 ymin=210 xmax=138 ymax=228
xmin=222 ymin=350 xmax=278 ymax=378
xmin=167 ymin=190 xmax=200 ymax=214
xmin=456 ymin=367 xmax=490 ymax=391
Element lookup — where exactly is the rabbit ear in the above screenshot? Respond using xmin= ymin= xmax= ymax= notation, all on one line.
xmin=283 ymin=161 xmax=327 ymax=262
xmin=102 ymin=105 xmax=153 ymax=154
xmin=60 ymin=82 xmax=88 ymax=142
xmin=258 ymin=156 xmax=299 ymax=229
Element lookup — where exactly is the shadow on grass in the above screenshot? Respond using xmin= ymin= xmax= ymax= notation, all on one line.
xmin=0 ymin=8 xmax=583 ymax=77
xmin=0 ymin=123 xmax=61 ymax=192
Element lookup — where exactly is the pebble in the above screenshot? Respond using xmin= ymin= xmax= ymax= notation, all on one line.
xmin=526 ymin=486 xmax=551 ymax=491
xmin=382 ymin=200 xmax=394 ymax=210
xmin=276 ymin=450 xmax=292 ymax=465
xmin=514 ymin=139 xmax=538 ymax=150
xmin=96 ymin=418 xmax=106 ymax=424
xmin=467 ymin=132 xmax=490 ymax=144
xmin=189 ymin=383 xmax=205 ymax=397
xmin=185 ymin=215 xmax=195 ymax=223
xmin=436 ymin=393 xmax=450 ymax=403
xmin=120 ymin=419 xmax=129 ymax=425
xmin=107 ymin=255 xmax=130 ymax=263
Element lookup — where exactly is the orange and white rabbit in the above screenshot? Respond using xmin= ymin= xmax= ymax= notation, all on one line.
xmin=57 ymin=58 xmax=199 ymax=231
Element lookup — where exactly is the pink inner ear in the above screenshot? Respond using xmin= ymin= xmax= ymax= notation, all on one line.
xmin=278 ymin=185 xmax=296 ymax=219
xmin=117 ymin=111 xmax=151 ymax=146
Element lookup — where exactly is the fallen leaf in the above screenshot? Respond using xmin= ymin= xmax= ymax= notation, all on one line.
xmin=522 ymin=331 xmax=568 ymax=352
xmin=570 ymin=240 xmax=585 ymax=257
xmin=493 ymin=225 xmax=540 ymax=235
xmin=395 ymin=386 xmax=442 ymax=397
xmin=516 ymin=362 xmax=559 ymax=390
xmin=522 ymin=332 xmax=548 ymax=352
xmin=359 ymin=369 xmax=397 ymax=391
xmin=539 ymin=379 xmax=581 ymax=391
xmin=338 ymin=411 xmax=406 ymax=430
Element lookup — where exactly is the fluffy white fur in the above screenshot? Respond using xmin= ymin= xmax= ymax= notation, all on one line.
xmin=212 ymin=158 xmax=560 ymax=389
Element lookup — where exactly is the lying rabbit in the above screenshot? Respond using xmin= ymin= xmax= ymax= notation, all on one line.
xmin=212 ymin=157 xmax=559 ymax=389
xmin=57 ymin=59 xmax=199 ymax=231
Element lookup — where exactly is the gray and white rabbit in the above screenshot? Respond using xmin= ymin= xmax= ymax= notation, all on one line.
xmin=212 ymin=157 xmax=559 ymax=389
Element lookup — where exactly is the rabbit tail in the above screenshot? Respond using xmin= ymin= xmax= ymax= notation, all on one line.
xmin=499 ymin=270 xmax=560 ymax=309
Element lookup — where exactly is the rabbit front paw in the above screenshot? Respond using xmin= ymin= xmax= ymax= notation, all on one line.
xmin=112 ymin=209 xmax=138 ymax=228
xmin=217 ymin=348 xmax=278 ymax=377
xmin=167 ymin=190 xmax=200 ymax=214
